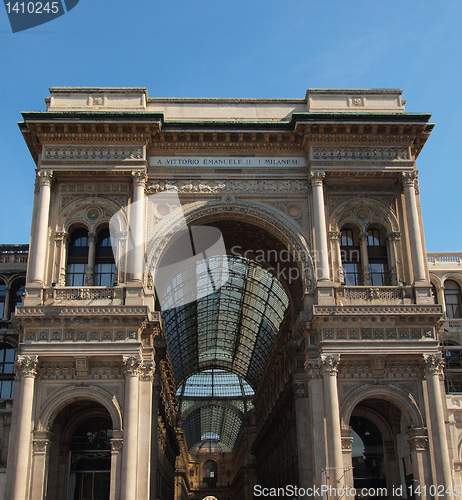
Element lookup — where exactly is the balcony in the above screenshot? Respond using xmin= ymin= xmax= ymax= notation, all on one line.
xmin=336 ymin=286 xmax=411 ymax=305
xmin=0 ymin=244 xmax=28 ymax=267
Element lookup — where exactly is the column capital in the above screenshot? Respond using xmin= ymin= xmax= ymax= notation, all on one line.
xmin=32 ymin=431 xmax=53 ymax=455
xmin=122 ymin=356 xmax=141 ymax=377
xmin=293 ymin=377 xmax=309 ymax=398
xmin=131 ymin=169 xmax=147 ymax=186
xmin=329 ymin=230 xmax=341 ymax=241
xmin=406 ymin=427 xmax=428 ymax=451
xmin=387 ymin=231 xmax=401 ymax=242
xmin=15 ymin=355 xmax=38 ymax=379
xmin=341 ymin=436 xmax=354 ymax=451
xmin=110 ymin=438 xmax=123 ymax=454
xmin=422 ymin=353 xmax=445 ymax=375
xmin=319 ymin=354 xmax=340 ymax=375
xmin=36 ymin=169 xmax=53 ymax=187
xmin=310 ymin=170 xmax=325 ymax=187
xmin=402 ymin=171 xmax=418 ymax=188
xmin=139 ymin=361 xmax=156 ymax=381
xmin=305 ymin=359 xmax=322 ymax=379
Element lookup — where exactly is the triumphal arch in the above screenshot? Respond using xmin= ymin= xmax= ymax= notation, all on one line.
xmin=2 ymin=87 xmax=456 ymax=499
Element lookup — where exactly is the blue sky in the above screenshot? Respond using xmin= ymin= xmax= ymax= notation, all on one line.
xmin=0 ymin=0 xmax=460 ymax=251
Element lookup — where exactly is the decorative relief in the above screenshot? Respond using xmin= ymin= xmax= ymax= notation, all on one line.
xmin=402 ymin=171 xmax=418 ymax=187
xmin=132 ymin=170 xmax=147 ymax=185
xmin=139 ymin=361 xmax=155 ymax=381
xmin=43 ymin=146 xmax=143 ymax=161
xmin=313 ymin=304 xmax=442 ymax=316
xmin=351 ymin=98 xmax=364 ymax=107
xmin=321 ymin=326 xmax=430 ymax=341
xmin=313 ymin=147 xmax=410 ymax=161
xmin=339 ymin=360 xmax=423 ymax=379
xmin=342 ymin=437 xmax=354 ymax=450
xmin=145 ymin=179 xmax=309 ymax=195
xmin=293 ymin=380 xmax=309 ymax=398
xmin=54 ymin=288 xmax=115 ymax=301
xmin=33 ymin=439 xmax=51 ymax=454
xmin=337 ymin=287 xmax=404 ymax=302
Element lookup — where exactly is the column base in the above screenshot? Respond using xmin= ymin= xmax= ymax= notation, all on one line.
xmin=23 ymin=284 xmax=44 ymax=306
xmin=124 ymin=281 xmax=144 ymax=305
xmin=315 ymin=281 xmax=335 ymax=305
xmin=414 ymin=281 xmax=434 ymax=304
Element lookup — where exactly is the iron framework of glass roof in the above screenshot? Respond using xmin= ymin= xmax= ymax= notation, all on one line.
xmin=162 ymin=255 xmax=289 ymax=453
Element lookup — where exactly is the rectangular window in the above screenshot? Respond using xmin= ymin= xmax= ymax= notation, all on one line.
xmin=342 ymin=263 xmax=360 ymax=286
xmin=94 ymin=263 xmax=115 ymax=287
xmin=66 ymin=263 xmax=87 ymax=286
xmin=369 ymin=263 xmax=386 ymax=286
xmin=0 ymin=380 xmax=14 ymax=399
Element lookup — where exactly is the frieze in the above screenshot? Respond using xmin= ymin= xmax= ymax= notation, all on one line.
xmin=321 ymin=326 xmax=435 ymax=341
xmin=145 ymin=178 xmax=309 ymax=195
xmin=312 ymin=147 xmax=410 ymax=161
xmin=338 ymin=360 xmax=423 ymax=379
xmin=43 ymin=146 xmax=144 ymax=161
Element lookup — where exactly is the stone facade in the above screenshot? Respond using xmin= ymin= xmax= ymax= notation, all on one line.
xmin=0 ymin=87 xmax=460 ymax=500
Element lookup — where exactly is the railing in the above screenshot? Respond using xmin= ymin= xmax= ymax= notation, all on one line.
xmin=427 ymin=252 xmax=462 ymax=264
xmin=336 ymin=286 xmax=406 ymax=304
xmin=53 ymin=287 xmax=115 ymax=300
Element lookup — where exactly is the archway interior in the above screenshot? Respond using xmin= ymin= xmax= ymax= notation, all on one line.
xmin=162 ymin=255 xmax=289 ymax=454
xmin=350 ymin=416 xmax=386 ymax=490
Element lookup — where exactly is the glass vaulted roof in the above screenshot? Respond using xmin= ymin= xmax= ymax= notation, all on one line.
xmin=162 ymin=255 xmax=289 ymax=390
xmin=163 ymin=255 xmax=289 ymax=453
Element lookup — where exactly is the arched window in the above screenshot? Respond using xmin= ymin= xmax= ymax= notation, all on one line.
xmin=340 ymin=228 xmax=360 ymax=285
xmin=0 ymin=280 xmax=6 ymax=320
xmin=431 ymin=283 xmax=438 ymax=304
xmin=203 ymin=459 xmax=218 ymax=488
xmin=94 ymin=229 xmax=115 ymax=287
xmin=66 ymin=229 xmax=90 ymax=286
xmin=0 ymin=345 xmax=16 ymax=398
xmin=9 ymin=280 xmax=25 ymax=318
xmin=367 ymin=227 xmax=389 ymax=286
xmin=444 ymin=280 xmax=462 ymax=319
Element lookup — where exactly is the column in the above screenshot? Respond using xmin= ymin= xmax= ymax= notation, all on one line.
xmin=407 ymin=428 xmax=429 ymax=500
xmin=110 ymin=431 xmax=123 ymax=500
xmin=54 ymin=231 xmax=67 ymax=286
xmin=138 ymin=361 xmax=154 ymax=499
xmin=29 ymin=170 xmax=53 ymax=284
xmin=341 ymin=429 xmax=354 ymax=500
xmin=320 ymin=354 xmax=344 ymax=495
xmin=423 ymin=354 xmax=453 ymax=497
xmin=3 ymin=284 xmax=10 ymax=320
xmin=359 ymin=232 xmax=372 ymax=285
xmin=30 ymin=431 xmax=52 ymax=500
xmin=121 ymin=356 xmax=140 ymax=499
xmin=85 ymin=232 xmax=96 ymax=285
xmin=150 ymin=376 xmax=160 ymax=500
xmin=306 ymin=358 xmax=327 ymax=488
xmin=310 ymin=171 xmax=330 ymax=281
xmin=329 ymin=231 xmax=344 ymax=284
xmin=293 ymin=374 xmax=312 ymax=489
xmin=130 ymin=170 xmax=147 ymax=283
xmin=9 ymin=356 xmax=38 ymax=500
xmin=387 ymin=232 xmax=400 ymax=286
xmin=402 ymin=172 xmax=426 ymax=282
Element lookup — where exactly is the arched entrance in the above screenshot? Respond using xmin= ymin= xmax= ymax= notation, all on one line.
xmin=44 ymin=400 xmax=117 ymax=500
xmin=68 ymin=415 xmax=112 ymax=500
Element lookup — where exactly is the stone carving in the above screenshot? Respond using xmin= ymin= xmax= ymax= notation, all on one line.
xmin=313 ymin=147 xmax=410 ymax=161
xmin=351 ymin=98 xmax=363 ymax=107
xmin=310 ymin=171 xmax=325 ymax=186
xmin=146 ymin=178 xmax=309 ymax=195
xmin=293 ymin=380 xmax=309 ymax=398
xmin=15 ymin=356 xmax=38 ymax=379
xmin=342 ymin=436 xmax=354 ymax=450
xmin=123 ymin=356 xmax=141 ymax=376
xmin=139 ymin=361 xmax=156 ymax=381
xmin=422 ymin=353 xmax=445 ymax=375
xmin=110 ymin=439 xmax=123 ymax=453
xmin=402 ymin=171 xmax=418 ymax=188
xmin=132 ymin=170 xmax=147 ymax=185
xmin=319 ymin=354 xmax=340 ymax=375
xmin=33 ymin=439 xmax=51 ymax=454
xmin=43 ymin=146 xmax=143 ymax=161
xmin=36 ymin=169 xmax=53 ymax=187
